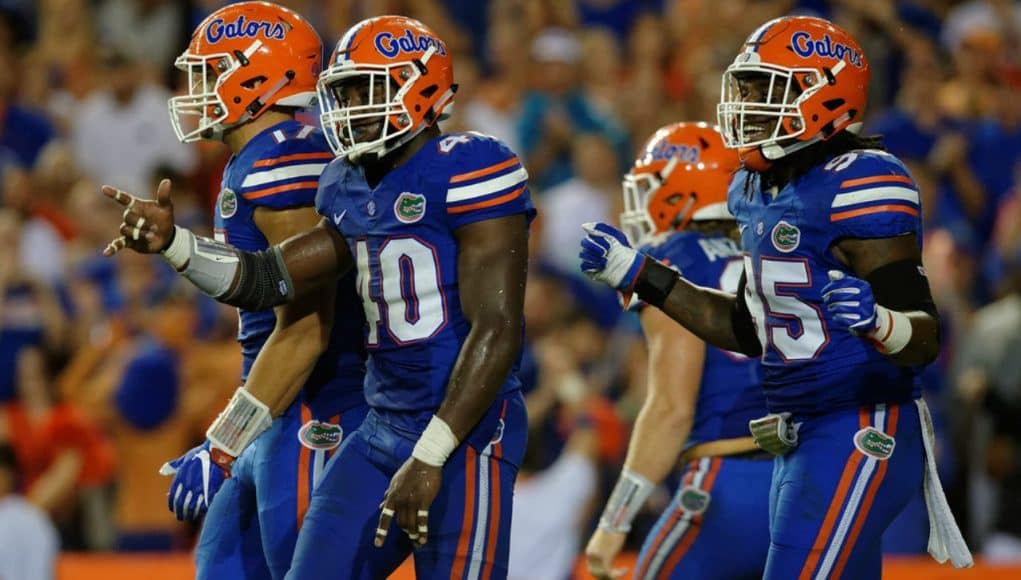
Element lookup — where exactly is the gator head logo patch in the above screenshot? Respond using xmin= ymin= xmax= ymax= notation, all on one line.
xmin=394 ymin=192 xmax=426 ymax=224
xmin=219 ymin=189 xmax=237 ymax=219
xmin=771 ymin=220 xmax=800 ymax=253
xmin=297 ymin=420 xmax=343 ymax=451
xmin=854 ymin=426 xmax=895 ymax=460
xmin=678 ymin=486 xmax=711 ymax=514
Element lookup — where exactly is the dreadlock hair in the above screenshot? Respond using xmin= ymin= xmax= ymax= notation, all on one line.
xmin=743 ymin=131 xmax=887 ymax=198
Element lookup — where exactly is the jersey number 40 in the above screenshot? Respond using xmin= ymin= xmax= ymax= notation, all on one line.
xmin=355 ymin=237 xmax=446 ymax=345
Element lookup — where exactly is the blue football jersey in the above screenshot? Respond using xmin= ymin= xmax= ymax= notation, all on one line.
xmin=214 ymin=120 xmax=365 ymax=410
xmin=640 ymin=231 xmax=765 ymax=446
xmin=315 ymin=132 xmax=536 ymax=413
xmin=728 ymin=149 xmax=924 ymax=415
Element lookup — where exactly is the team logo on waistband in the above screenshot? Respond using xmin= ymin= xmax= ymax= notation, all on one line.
xmin=395 ymin=192 xmax=426 ymax=224
xmin=678 ymin=486 xmax=711 ymax=514
xmin=771 ymin=220 xmax=800 ymax=253
xmin=219 ymin=189 xmax=238 ymax=219
xmin=854 ymin=426 xmax=895 ymax=460
xmin=298 ymin=420 xmax=343 ymax=450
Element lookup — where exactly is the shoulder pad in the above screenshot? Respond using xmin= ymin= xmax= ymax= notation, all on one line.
xmin=813 ymin=150 xmax=921 ymax=239
xmin=432 ymin=132 xmax=529 ymax=213
xmin=238 ymin=127 xmax=334 ymax=208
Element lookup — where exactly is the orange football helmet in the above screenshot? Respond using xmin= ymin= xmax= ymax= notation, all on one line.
xmin=169 ymin=1 xmax=323 ymax=143
xmin=620 ymin=122 xmax=739 ymax=246
xmin=317 ymin=15 xmax=457 ymax=161
xmin=717 ymin=16 xmax=870 ymax=169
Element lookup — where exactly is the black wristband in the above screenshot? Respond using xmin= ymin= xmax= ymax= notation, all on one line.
xmin=634 ymin=258 xmax=678 ymax=309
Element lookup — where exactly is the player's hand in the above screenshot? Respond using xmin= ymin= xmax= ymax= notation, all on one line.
xmin=101 ymin=178 xmax=177 ymax=257
xmin=159 ymin=441 xmax=228 ymax=521
xmin=579 ymin=222 xmax=646 ymax=292
xmin=375 ymin=457 xmax=441 ymax=548
xmin=822 ymin=270 xmax=877 ymax=335
xmin=585 ymin=528 xmax=629 ymax=580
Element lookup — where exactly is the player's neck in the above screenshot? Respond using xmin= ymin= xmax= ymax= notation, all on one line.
xmin=222 ymin=110 xmax=295 ymax=155
xmin=362 ymin=126 xmax=441 ymax=186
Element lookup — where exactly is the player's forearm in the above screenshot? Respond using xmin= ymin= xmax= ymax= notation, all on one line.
xmin=160 ymin=224 xmax=347 ymax=311
xmin=435 ymin=319 xmax=521 ymax=441
xmin=880 ymin=310 xmax=940 ymax=366
xmin=655 ymin=274 xmax=746 ymax=354
xmin=244 ymin=302 xmax=335 ymax=417
xmin=623 ymin=393 xmax=692 ymax=484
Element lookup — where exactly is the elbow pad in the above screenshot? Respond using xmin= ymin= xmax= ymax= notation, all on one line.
xmin=162 ymin=226 xmax=294 ymax=310
xmin=732 ymin=274 xmax=763 ymax=357
xmin=221 ymin=246 xmax=295 ymax=311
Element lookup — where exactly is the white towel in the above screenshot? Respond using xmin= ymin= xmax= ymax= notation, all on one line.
xmin=915 ymin=398 xmax=973 ymax=568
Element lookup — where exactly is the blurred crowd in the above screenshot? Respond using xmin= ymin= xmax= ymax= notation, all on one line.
xmin=0 ymin=0 xmax=1019 ymax=575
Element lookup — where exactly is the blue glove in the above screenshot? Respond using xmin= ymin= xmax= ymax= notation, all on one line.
xmin=579 ymin=222 xmax=646 ymax=292
xmin=159 ymin=441 xmax=227 ymax=521
xmin=822 ymin=270 xmax=877 ymax=335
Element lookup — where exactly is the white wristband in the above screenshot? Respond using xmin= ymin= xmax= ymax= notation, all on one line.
xmin=206 ymin=387 xmax=273 ymax=458
xmin=412 ymin=416 xmax=459 ymax=467
xmin=598 ymin=468 xmax=654 ymax=533
xmin=161 ymin=225 xmax=194 ymax=271
xmin=870 ymin=305 xmax=912 ymax=355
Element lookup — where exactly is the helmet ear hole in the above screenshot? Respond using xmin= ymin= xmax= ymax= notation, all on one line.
xmin=240 ymin=76 xmax=267 ymax=90
xmin=822 ymin=98 xmax=845 ymax=111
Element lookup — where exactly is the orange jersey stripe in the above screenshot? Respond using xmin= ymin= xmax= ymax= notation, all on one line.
xmin=449 ymin=158 xmax=520 ymax=184
xmin=242 ymin=180 xmax=320 ymax=200
xmin=252 ymin=152 xmax=334 ymax=168
xmin=636 ymin=460 xmax=699 ymax=579
xmin=830 ymin=405 xmax=900 ymax=578
xmin=447 ymin=186 xmax=525 ymax=214
xmin=451 ymin=446 xmax=478 ymax=580
xmin=658 ymin=458 xmax=723 ymax=578
xmin=296 ymin=404 xmax=313 ymax=530
xmin=830 ymin=204 xmax=919 ymax=223
xmin=799 ymin=450 xmax=867 ymax=579
xmin=839 ymin=174 xmax=914 ymax=189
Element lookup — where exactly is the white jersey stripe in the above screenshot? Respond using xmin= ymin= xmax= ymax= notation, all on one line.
xmin=465 ymin=443 xmax=494 ymax=580
xmin=831 ymin=186 xmax=919 ymax=209
xmin=447 ymin=167 xmax=528 ymax=203
xmin=815 ymin=405 xmax=887 ymax=579
xmin=241 ymin=163 xmax=328 ymax=188
xmin=312 ymin=449 xmax=327 ymax=489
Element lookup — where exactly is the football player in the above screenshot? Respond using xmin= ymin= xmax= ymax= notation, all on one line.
xmin=103 ymin=3 xmax=367 ymax=579
xmin=579 ymin=16 xmax=972 ymax=579
xmin=105 ymin=15 xmax=533 ymax=580
xmin=585 ymin=123 xmax=770 ymax=580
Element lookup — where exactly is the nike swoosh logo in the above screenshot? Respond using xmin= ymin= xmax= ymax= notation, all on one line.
xmin=333 ymin=210 xmax=347 ymax=225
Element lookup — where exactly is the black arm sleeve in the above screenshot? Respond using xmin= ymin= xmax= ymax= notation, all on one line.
xmin=221 ymin=246 xmax=295 ymax=311
xmin=732 ymin=272 xmax=763 ymax=357
xmin=865 ymin=259 xmax=938 ymax=318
